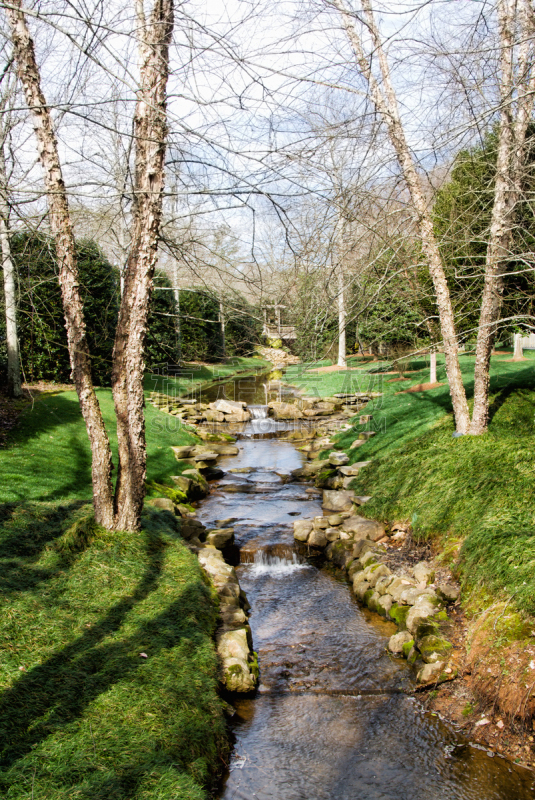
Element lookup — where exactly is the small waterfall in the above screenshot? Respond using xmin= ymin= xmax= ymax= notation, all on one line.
xmin=241 ymin=544 xmax=308 ymax=575
xmin=249 ymin=405 xmax=268 ymax=420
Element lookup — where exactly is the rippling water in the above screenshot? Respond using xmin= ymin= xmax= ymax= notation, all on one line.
xmin=196 ymin=392 xmax=535 ymax=799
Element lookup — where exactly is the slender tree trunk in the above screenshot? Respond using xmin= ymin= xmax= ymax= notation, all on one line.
xmin=430 ymin=351 xmax=437 ymax=385
xmin=469 ymin=0 xmax=535 ymax=433
xmin=337 ymin=267 xmax=347 ymax=367
xmin=174 ymin=284 xmax=181 ymax=362
xmin=219 ymin=298 xmax=226 ymax=360
xmin=331 ymin=0 xmax=470 ymax=433
xmin=0 ymin=141 xmax=22 ymax=397
xmin=0 ymin=214 xmax=21 ymax=398
xmin=111 ymin=0 xmax=174 ymax=531
xmin=512 ymin=332 xmax=524 ymax=361
xmin=5 ymin=0 xmax=115 ymax=526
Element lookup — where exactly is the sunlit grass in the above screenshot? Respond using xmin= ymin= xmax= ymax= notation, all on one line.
xmin=300 ymin=351 xmax=535 ymax=615
xmin=0 ymin=506 xmax=227 ymax=799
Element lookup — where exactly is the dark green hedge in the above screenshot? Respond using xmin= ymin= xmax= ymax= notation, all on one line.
xmin=14 ymin=233 xmax=118 ymax=385
xmin=0 ymin=232 xmax=261 ymax=387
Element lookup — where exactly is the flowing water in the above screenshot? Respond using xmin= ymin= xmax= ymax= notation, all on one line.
xmin=195 ymin=376 xmax=535 ymax=800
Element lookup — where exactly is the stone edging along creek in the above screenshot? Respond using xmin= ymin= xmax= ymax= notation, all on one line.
xmin=292 ymin=451 xmax=460 ymax=687
xmin=147 ymin=385 xmax=381 ymax=693
xmin=148 ymin=382 xmax=459 ymax=694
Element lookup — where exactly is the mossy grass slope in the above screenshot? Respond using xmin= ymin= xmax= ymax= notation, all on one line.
xmin=287 ymin=352 xmax=535 ymax=616
xmin=0 ymin=360 xmax=270 ymax=798
xmin=0 ymin=505 xmax=227 ymax=799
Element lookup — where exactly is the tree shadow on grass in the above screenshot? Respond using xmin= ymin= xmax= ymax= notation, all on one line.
xmin=5 ymin=392 xmax=84 ymax=448
xmin=0 ymin=529 xmax=212 ymax=784
xmin=487 ymin=369 xmax=535 ymax=429
xmin=0 ymin=501 xmax=88 ymax=595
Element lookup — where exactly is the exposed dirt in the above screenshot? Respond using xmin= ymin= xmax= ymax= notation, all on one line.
xmin=382 ymin=529 xmax=535 ymax=770
xmin=396 ymin=381 xmax=446 ymax=393
xmin=425 ymin=608 xmax=535 ymax=772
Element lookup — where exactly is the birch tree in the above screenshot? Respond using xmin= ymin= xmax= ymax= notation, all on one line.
xmin=0 ymin=118 xmax=21 ymax=398
xmin=323 ymin=0 xmax=535 ymax=434
xmin=327 ymin=0 xmax=471 ymax=433
xmin=469 ymin=0 xmax=535 ymax=433
xmin=4 ymin=0 xmax=174 ymax=530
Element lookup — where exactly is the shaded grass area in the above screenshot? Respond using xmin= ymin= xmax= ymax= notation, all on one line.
xmin=0 ymin=505 xmax=227 ymax=799
xmin=0 ymin=388 xmax=197 ymax=505
xmin=0 ymin=358 xmax=270 ymax=505
xmin=288 ymin=352 xmax=535 ymax=616
xmin=0 ymin=362 xmax=265 ymax=797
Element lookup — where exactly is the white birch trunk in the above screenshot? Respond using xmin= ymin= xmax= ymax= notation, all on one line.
xmin=430 ymin=351 xmax=437 ymax=385
xmin=331 ymin=0 xmax=470 ymax=433
xmin=337 ymin=267 xmax=347 ymax=367
xmin=0 ymin=139 xmax=21 ymax=397
xmin=6 ymin=0 xmax=115 ymax=526
xmin=220 ymin=298 xmax=226 ymax=360
xmin=111 ymin=0 xmax=175 ymax=531
xmin=0 ymin=212 xmax=21 ymax=398
xmin=469 ymin=0 xmax=535 ymax=432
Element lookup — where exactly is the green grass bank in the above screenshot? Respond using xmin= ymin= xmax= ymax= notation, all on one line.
xmin=0 ymin=357 xmax=269 ymax=798
xmin=1 ymin=357 xmax=269 ymax=505
xmin=287 ymin=351 xmax=535 ymax=616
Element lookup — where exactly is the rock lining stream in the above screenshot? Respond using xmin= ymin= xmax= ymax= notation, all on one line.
xmin=187 ymin=374 xmax=534 ymax=799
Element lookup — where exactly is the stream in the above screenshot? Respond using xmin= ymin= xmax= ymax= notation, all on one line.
xmin=195 ymin=374 xmax=535 ymax=800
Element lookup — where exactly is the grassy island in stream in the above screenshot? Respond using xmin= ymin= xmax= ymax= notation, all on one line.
xmin=0 ymin=357 xmax=269 ymax=799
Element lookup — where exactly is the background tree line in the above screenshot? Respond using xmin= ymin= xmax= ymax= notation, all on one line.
xmin=0 ymin=231 xmax=261 ymax=386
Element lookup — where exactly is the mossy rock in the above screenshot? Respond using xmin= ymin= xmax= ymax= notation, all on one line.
xmin=315 ymin=469 xmax=337 ymax=488
xmin=407 ymin=646 xmax=419 ymax=666
xmin=418 ymin=635 xmax=453 ymax=664
xmin=146 ymin=480 xmax=187 ymax=505
xmin=249 ymin=651 xmax=259 ymax=681
xmin=205 ymin=432 xmax=235 ymax=442
xmin=367 ymin=591 xmax=381 ymax=612
xmin=401 ymin=639 xmax=415 ymax=659
xmin=363 ymin=588 xmax=374 ymax=606
xmin=330 ymin=540 xmax=354 ymax=568
xmin=389 ymin=603 xmax=410 ymax=630
xmin=348 ymin=560 xmax=364 ymax=580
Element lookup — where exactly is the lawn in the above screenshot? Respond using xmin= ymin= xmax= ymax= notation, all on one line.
xmin=287 ymin=351 xmax=535 ymax=616
xmin=1 ymin=357 xmax=269 ymax=505
xmin=0 ymin=359 xmax=272 ymax=799
xmin=0 ymin=506 xmax=227 ymax=799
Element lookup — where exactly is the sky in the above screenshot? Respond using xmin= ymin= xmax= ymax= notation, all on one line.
xmin=0 ymin=0 xmax=500 ymax=273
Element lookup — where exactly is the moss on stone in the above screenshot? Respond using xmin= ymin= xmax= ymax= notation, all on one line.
xmin=363 ymin=589 xmax=374 ymax=606
xmin=389 ymin=603 xmax=410 ymax=629
xmin=249 ymin=651 xmax=259 ymax=681
xmin=315 ymin=469 xmax=337 ymax=488
xmin=227 ymin=664 xmax=244 ymax=676
xmin=402 ymin=639 xmax=415 ymax=659
xmin=418 ymin=635 xmax=452 ymax=663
